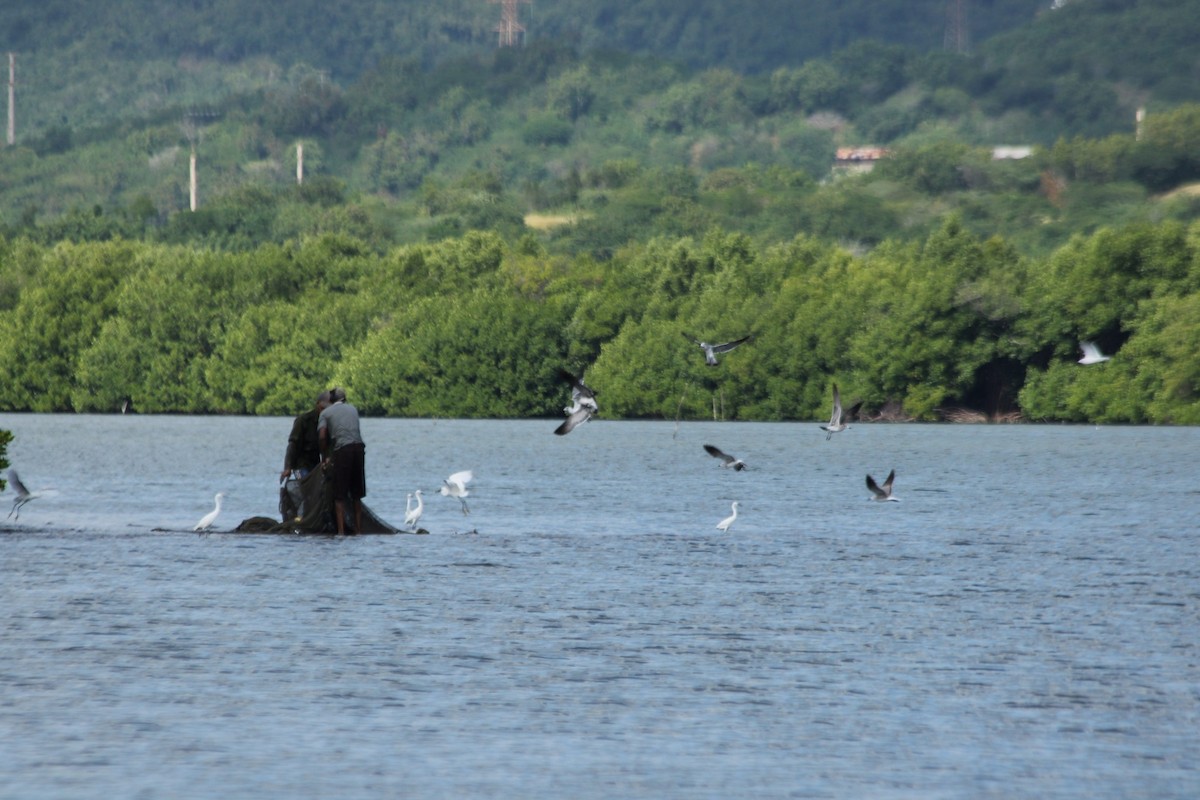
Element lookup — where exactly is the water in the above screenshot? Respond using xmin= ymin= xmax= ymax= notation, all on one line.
xmin=1 ymin=415 xmax=1197 ymax=799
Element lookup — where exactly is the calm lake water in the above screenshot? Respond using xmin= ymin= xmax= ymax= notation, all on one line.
xmin=1 ymin=414 xmax=1197 ymax=799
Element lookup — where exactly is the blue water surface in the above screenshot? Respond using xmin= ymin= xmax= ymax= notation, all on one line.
xmin=1 ymin=415 xmax=1197 ymax=798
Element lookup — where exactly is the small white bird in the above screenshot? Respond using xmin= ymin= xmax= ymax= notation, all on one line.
xmin=194 ymin=492 xmax=225 ymax=532
xmin=1078 ymin=341 xmax=1111 ymax=365
xmin=405 ymin=492 xmax=413 ymax=518
xmin=716 ymin=501 xmax=739 ymax=532
xmin=7 ymin=469 xmax=41 ymax=520
xmin=555 ymin=369 xmax=598 ymax=436
xmin=683 ymin=333 xmax=752 ymax=366
xmin=405 ymin=489 xmax=424 ymax=530
xmin=441 ymin=471 xmax=473 ymax=515
xmin=820 ymin=384 xmax=862 ymax=440
xmin=703 ymin=444 xmax=747 ymax=471
xmin=866 ymin=470 xmax=900 ymax=502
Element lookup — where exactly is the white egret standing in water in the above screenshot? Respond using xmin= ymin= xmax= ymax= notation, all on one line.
xmin=194 ymin=492 xmax=225 ymax=531
xmin=405 ymin=490 xmax=424 ymax=530
xmin=716 ymin=501 xmax=739 ymax=532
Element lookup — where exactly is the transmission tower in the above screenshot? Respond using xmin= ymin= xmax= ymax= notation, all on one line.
xmin=490 ymin=0 xmax=531 ymax=47
xmin=944 ymin=0 xmax=969 ymax=54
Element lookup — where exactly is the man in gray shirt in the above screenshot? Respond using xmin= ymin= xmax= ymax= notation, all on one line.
xmin=318 ymin=387 xmax=366 ymax=534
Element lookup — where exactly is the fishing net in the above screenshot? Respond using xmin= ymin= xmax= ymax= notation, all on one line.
xmin=235 ymin=466 xmax=401 ymax=534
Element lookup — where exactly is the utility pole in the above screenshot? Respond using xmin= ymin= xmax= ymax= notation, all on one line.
xmin=7 ymin=53 xmax=15 ymax=146
xmin=944 ymin=0 xmax=969 ymax=54
xmin=189 ymin=145 xmax=198 ymax=211
xmin=489 ymin=0 xmax=531 ymax=47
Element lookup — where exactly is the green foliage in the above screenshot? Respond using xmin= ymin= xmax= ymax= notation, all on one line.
xmin=0 ymin=217 xmax=1197 ymax=423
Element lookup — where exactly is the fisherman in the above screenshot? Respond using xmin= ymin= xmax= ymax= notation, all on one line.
xmin=279 ymin=390 xmax=331 ymax=521
xmin=318 ymin=387 xmax=366 ymax=535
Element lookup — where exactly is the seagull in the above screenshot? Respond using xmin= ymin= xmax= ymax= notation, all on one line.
xmin=716 ymin=501 xmax=739 ymax=532
xmin=1078 ymin=341 xmax=1111 ymax=365
xmin=703 ymin=444 xmax=747 ymax=471
xmin=866 ymin=470 xmax=900 ymax=502
xmin=555 ymin=369 xmax=597 ymax=436
xmin=441 ymin=471 xmax=473 ymax=515
xmin=7 ymin=469 xmax=41 ymax=520
xmin=682 ymin=333 xmax=752 ymax=366
xmin=405 ymin=489 xmax=424 ymax=530
xmin=194 ymin=492 xmax=225 ymax=532
xmin=820 ymin=384 xmax=862 ymax=440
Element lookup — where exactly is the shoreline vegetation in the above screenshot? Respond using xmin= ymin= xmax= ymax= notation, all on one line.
xmin=1 ymin=217 xmax=1197 ymax=425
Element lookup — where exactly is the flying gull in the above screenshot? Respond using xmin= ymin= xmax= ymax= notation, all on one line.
xmin=703 ymin=444 xmax=747 ymax=471
xmin=555 ymin=369 xmax=597 ymax=435
xmin=7 ymin=469 xmax=42 ymax=520
xmin=682 ymin=333 xmax=752 ymax=366
xmin=441 ymin=471 xmax=473 ymax=515
xmin=820 ymin=384 xmax=862 ymax=440
xmin=1078 ymin=341 xmax=1111 ymax=365
xmin=866 ymin=470 xmax=900 ymax=502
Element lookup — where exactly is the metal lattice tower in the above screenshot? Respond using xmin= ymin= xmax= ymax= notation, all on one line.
xmin=490 ymin=0 xmax=531 ymax=47
xmin=944 ymin=0 xmax=969 ymax=54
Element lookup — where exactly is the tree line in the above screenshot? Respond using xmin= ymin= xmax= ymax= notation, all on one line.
xmin=1 ymin=218 xmax=1197 ymax=424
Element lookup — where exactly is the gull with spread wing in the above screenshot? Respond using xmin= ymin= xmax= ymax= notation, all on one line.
xmin=682 ymin=333 xmax=752 ymax=366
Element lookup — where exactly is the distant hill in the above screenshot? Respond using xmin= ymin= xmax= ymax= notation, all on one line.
xmin=6 ymin=0 xmax=1047 ymax=135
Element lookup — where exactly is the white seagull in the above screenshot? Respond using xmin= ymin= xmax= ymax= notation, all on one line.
xmin=703 ymin=444 xmax=747 ymax=471
xmin=1078 ymin=341 xmax=1111 ymax=365
xmin=716 ymin=501 xmax=739 ymax=532
xmin=405 ymin=489 xmax=424 ymax=530
xmin=7 ymin=469 xmax=44 ymax=520
xmin=194 ymin=492 xmax=225 ymax=532
xmin=682 ymin=333 xmax=752 ymax=366
xmin=820 ymin=384 xmax=862 ymax=440
xmin=441 ymin=471 xmax=473 ymax=515
xmin=866 ymin=470 xmax=900 ymax=502
xmin=555 ymin=369 xmax=598 ymax=436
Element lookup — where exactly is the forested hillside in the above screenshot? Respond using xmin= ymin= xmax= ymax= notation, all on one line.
xmin=1 ymin=0 xmax=1199 ymax=423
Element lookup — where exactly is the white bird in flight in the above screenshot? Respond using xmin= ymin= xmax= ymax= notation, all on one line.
xmin=555 ymin=369 xmax=597 ymax=436
xmin=716 ymin=501 xmax=739 ymax=532
xmin=405 ymin=489 xmax=424 ymax=530
xmin=703 ymin=444 xmax=747 ymax=471
xmin=682 ymin=333 xmax=752 ymax=366
xmin=194 ymin=492 xmax=225 ymax=532
xmin=866 ymin=470 xmax=900 ymax=502
xmin=820 ymin=384 xmax=862 ymax=440
xmin=1078 ymin=341 xmax=1111 ymax=365
xmin=7 ymin=469 xmax=44 ymax=520
xmin=441 ymin=471 xmax=473 ymax=515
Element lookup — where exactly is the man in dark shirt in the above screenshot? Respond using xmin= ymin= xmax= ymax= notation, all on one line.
xmin=280 ymin=390 xmax=330 ymax=520
xmin=318 ymin=387 xmax=366 ymax=535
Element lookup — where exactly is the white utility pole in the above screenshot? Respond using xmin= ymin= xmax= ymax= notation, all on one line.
xmin=7 ymin=53 xmax=15 ymax=146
